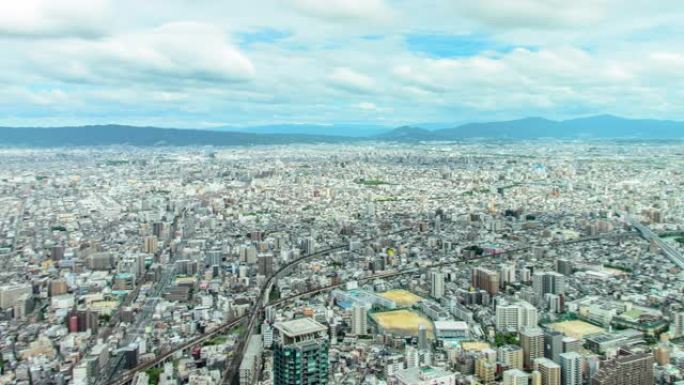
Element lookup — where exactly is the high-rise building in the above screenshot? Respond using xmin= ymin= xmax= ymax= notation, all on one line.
xmin=562 ymin=337 xmax=581 ymax=354
xmin=152 ymin=222 xmax=164 ymax=240
xmin=671 ymin=312 xmax=684 ymax=338
xmin=476 ymin=357 xmax=496 ymax=384
xmin=240 ymin=335 xmax=264 ymax=385
xmin=143 ymin=235 xmax=158 ymax=254
xmin=472 ymin=267 xmax=499 ymax=296
xmin=544 ymin=331 xmax=564 ymax=363
xmin=0 ymin=284 xmax=32 ymax=309
xmin=273 ymin=318 xmax=329 ymax=385
xmin=48 ymin=279 xmax=68 ymax=297
xmin=496 ymin=301 xmax=538 ymax=331
xmin=555 ymin=259 xmax=574 ymax=276
xmin=591 ymin=349 xmax=654 ymax=385
xmin=500 ymin=264 xmax=517 ymax=288
xmin=531 ymin=370 xmax=542 ymax=385
xmin=533 ymin=272 xmax=566 ymax=298
xmin=430 ymin=271 xmax=445 ymax=299
xmin=301 ymin=238 xmax=316 ymax=255
xmin=520 ymin=327 xmax=544 ymax=370
xmin=503 ymin=369 xmax=530 ymax=385
xmin=351 ymin=304 xmax=367 ymax=336
xmin=534 ymin=357 xmax=561 ymax=385
xmin=559 ymin=352 xmax=582 ymax=385
xmin=51 ymin=245 xmax=65 ymax=261
xmin=654 ymin=345 xmax=670 ymax=366
xmin=418 ymin=323 xmax=430 ymax=351
xmin=498 ymin=345 xmax=524 ymax=370
xmin=258 ymin=255 xmax=274 ymax=276
xmin=262 ymin=322 xmax=274 ymax=348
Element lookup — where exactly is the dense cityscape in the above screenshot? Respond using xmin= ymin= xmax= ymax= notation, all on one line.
xmin=0 ymin=141 xmax=683 ymax=385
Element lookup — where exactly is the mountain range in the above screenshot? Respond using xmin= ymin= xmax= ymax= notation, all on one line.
xmin=1 ymin=115 xmax=683 ymax=147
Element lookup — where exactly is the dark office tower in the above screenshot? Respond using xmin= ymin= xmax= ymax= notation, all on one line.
xmin=591 ymin=349 xmax=654 ymax=385
xmin=472 ymin=267 xmax=499 ymax=296
xmin=555 ymin=259 xmax=574 ymax=276
xmin=51 ymin=245 xmax=65 ymax=261
xmin=152 ymin=222 xmax=164 ymax=239
xmin=544 ymin=331 xmax=564 ymax=363
xmin=122 ymin=346 xmax=138 ymax=369
xmin=273 ymin=318 xmax=329 ymax=385
xmin=533 ymin=272 xmax=566 ymax=298
xmin=258 ymin=255 xmax=274 ymax=276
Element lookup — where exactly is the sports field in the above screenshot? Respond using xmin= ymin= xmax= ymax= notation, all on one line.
xmin=378 ymin=289 xmax=423 ymax=307
xmin=548 ymin=320 xmax=605 ymax=339
xmin=371 ymin=309 xmax=433 ymax=338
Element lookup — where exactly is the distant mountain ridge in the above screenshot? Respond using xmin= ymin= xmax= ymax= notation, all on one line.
xmin=1 ymin=115 xmax=683 ymax=147
xmin=378 ymin=115 xmax=684 ymax=140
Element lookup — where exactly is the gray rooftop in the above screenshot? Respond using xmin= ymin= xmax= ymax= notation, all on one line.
xmin=273 ymin=318 xmax=327 ymax=338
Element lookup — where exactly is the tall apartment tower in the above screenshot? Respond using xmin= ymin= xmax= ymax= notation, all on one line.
xmin=430 ymin=271 xmax=445 ymax=299
xmin=520 ymin=327 xmax=545 ymax=370
xmin=351 ymin=305 xmax=367 ymax=336
xmin=559 ymin=352 xmax=582 ymax=385
xmin=143 ymin=235 xmax=158 ymax=254
xmin=591 ymin=349 xmax=654 ymax=385
xmin=273 ymin=318 xmax=330 ymax=385
xmin=671 ymin=312 xmax=684 ymax=338
xmin=534 ymin=357 xmax=561 ymax=385
xmin=472 ymin=267 xmax=499 ymax=295
xmin=496 ymin=301 xmax=538 ymax=331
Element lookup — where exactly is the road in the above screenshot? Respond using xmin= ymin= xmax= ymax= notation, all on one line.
xmin=623 ymin=214 xmax=684 ymax=269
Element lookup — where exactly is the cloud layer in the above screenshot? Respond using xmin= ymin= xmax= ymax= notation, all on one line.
xmin=1 ymin=0 xmax=684 ymax=127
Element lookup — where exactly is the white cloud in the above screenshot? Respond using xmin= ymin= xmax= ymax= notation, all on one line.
xmin=287 ymin=0 xmax=393 ymax=22
xmin=329 ymin=68 xmax=377 ymax=93
xmin=28 ymin=22 xmax=255 ymax=86
xmin=2 ymin=0 xmax=684 ymax=126
xmin=453 ymin=0 xmax=607 ymax=30
xmin=0 ymin=0 xmax=111 ymax=38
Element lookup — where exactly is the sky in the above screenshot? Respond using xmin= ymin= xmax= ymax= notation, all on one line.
xmin=1 ymin=0 xmax=684 ymax=128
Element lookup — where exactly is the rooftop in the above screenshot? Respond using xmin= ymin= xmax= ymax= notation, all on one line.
xmin=434 ymin=320 xmax=468 ymax=330
xmin=395 ymin=366 xmax=454 ymax=383
xmin=273 ymin=318 xmax=327 ymax=338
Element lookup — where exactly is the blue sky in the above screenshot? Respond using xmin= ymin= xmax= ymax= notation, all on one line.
xmin=1 ymin=0 xmax=684 ymax=128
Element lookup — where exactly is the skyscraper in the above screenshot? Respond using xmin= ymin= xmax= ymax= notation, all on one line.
xmin=273 ymin=318 xmax=329 ymax=385
xmin=591 ymin=349 xmax=654 ymax=385
xmin=430 ymin=271 xmax=445 ymax=299
xmin=559 ymin=352 xmax=582 ymax=385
